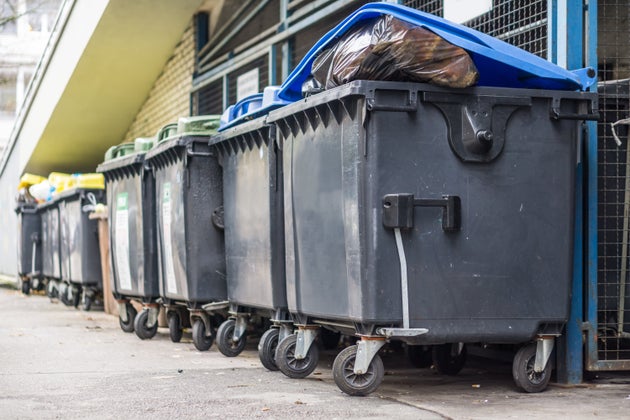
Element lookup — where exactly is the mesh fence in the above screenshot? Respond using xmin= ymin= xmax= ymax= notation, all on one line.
xmin=596 ymin=0 xmax=630 ymax=362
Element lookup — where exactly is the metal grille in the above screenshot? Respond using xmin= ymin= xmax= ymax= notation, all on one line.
xmin=402 ymin=0 xmax=548 ymax=58
xmin=194 ymin=80 xmax=223 ymax=116
xmin=596 ymin=0 xmax=630 ymax=363
xmin=227 ymin=56 xmax=268 ymax=105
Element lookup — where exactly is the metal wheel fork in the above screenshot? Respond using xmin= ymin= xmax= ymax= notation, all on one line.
xmin=295 ymin=325 xmax=319 ymax=360
xmin=354 ymin=336 xmax=387 ymax=375
xmin=145 ymin=304 xmax=160 ymax=329
xmin=534 ymin=336 xmax=555 ymax=373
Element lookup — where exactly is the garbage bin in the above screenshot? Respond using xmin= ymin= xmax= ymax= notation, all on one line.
xmin=39 ymin=199 xmax=62 ymax=299
xmin=56 ymin=180 xmax=105 ymax=311
xmin=210 ymin=117 xmax=293 ymax=368
xmin=15 ymin=202 xmax=42 ymax=294
xmin=267 ymin=79 xmax=597 ymax=395
xmin=97 ymin=138 xmax=160 ymax=338
xmin=145 ymin=116 xmax=227 ymax=351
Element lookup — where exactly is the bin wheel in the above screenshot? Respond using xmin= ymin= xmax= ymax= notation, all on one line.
xmin=512 ymin=343 xmax=551 ymax=393
xmin=82 ymin=294 xmax=93 ymax=312
xmin=192 ymin=319 xmax=214 ymax=351
xmin=406 ymin=344 xmax=433 ymax=369
xmin=168 ymin=312 xmax=183 ymax=343
xmin=216 ymin=319 xmax=247 ymax=357
xmin=258 ymin=328 xmax=280 ymax=371
xmin=119 ymin=304 xmax=137 ymax=333
xmin=432 ymin=343 xmax=467 ymax=375
xmin=332 ymin=344 xmax=384 ymax=396
xmin=46 ymin=281 xmax=57 ymax=300
xmin=276 ymin=334 xmax=319 ymax=379
xmin=134 ymin=309 xmax=158 ymax=340
xmin=21 ymin=280 xmax=30 ymax=295
xmin=319 ymin=328 xmax=341 ymax=350
xmin=71 ymin=287 xmax=81 ymax=309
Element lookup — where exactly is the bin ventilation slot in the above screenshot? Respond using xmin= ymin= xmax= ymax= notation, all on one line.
xmin=422 ymin=92 xmax=531 ymax=163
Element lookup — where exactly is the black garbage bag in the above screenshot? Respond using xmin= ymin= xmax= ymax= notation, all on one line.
xmin=311 ymin=14 xmax=479 ymax=89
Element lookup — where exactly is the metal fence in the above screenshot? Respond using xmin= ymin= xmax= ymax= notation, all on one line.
xmin=591 ymin=0 xmax=630 ymax=369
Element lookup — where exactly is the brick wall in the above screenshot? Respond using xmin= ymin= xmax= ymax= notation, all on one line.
xmin=124 ymin=22 xmax=195 ymax=141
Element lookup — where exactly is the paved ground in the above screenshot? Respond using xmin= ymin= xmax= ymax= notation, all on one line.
xmin=1 ymin=285 xmax=629 ymax=419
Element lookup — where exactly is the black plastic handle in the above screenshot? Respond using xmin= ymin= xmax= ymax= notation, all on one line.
xmin=382 ymin=194 xmax=461 ymax=232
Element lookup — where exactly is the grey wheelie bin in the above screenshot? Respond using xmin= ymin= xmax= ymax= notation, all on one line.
xmin=57 ymin=186 xmax=105 ymax=311
xmin=39 ymin=199 xmax=62 ymax=299
xmin=144 ymin=116 xmax=227 ymax=351
xmin=210 ymin=118 xmax=292 ymax=368
xmin=15 ymin=202 xmax=43 ymax=294
xmin=97 ymin=138 xmax=159 ymax=338
xmin=267 ymin=79 xmax=597 ymax=395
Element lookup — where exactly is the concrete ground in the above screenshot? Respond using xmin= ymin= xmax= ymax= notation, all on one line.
xmin=1 ymin=285 xmax=629 ymax=419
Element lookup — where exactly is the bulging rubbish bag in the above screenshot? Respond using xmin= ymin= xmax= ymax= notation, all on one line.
xmin=311 ymin=14 xmax=479 ymax=89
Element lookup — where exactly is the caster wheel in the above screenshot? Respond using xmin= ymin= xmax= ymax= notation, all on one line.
xmin=192 ymin=319 xmax=214 ymax=351
xmin=46 ymin=281 xmax=57 ymax=299
xmin=512 ymin=343 xmax=551 ymax=393
xmin=71 ymin=287 xmax=81 ymax=309
xmin=276 ymin=334 xmax=319 ymax=379
xmin=332 ymin=344 xmax=384 ymax=396
xmin=406 ymin=344 xmax=433 ymax=368
xmin=258 ymin=328 xmax=280 ymax=371
xmin=433 ymin=343 xmax=467 ymax=375
xmin=82 ymin=294 xmax=93 ymax=312
xmin=319 ymin=328 xmax=340 ymax=350
xmin=216 ymin=319 xmax=247 ymax=357
xmin=21 ymin=279 xmax=30 ymax=295
xmin=134 ymin=309 xmax=158 ymax=340
xmin=119 ymin=303 xmax=137 ymax=333
xmin=168 ymin=312 xmax=183 ymax=343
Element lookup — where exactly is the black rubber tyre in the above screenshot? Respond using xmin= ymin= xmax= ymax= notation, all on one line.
xmin=168 ymin=312 xmax=183 ymax=343
xmin=192 ymin=319 xmax=214 ymax=351
xmin=21 ymin=279 xmax=30 ymax=295
xmin=216 ymin=319 xmax=247 ymax=357
xmin=276 ymin=334 xmax=319 ymax=379
xmin=119 ymin=304 xmax=137 ymax=333
xmin=82 ymin=294 xmax=93 ymax=312
xmin=432 ymin=343 xmax=467 ymax=376
xmin=512 ymin=343 xmax=552 ymax=393
xmin=320 ymin=328 xmax=341 ymax=350
xmin=333 ymin=344 xmax=384 ymax=396
xmin=71 ymin=287 xmax=81 ymax=309
xmin=46 ymin=281 xmax=57 ymax=299
xmin=134 ymin=309 xmax=158 ymax=340
xmin=258 ymin=328 xmax=280 ymax=371
xmin=406 ymin=345 xmax=433 ymax=369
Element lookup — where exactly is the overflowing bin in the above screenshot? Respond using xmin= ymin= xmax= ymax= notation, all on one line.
xmin=267 ymin=79 xmax=597 ymax=395
xmin=15 ymin=202 xmax=42 ymax=294
xmin=210 ymin=118 xmax=292 ymax=368
xmin=56 ymin=177 xmax=105 ymax=311
xmin=145 ymin=116 xmax=227 ymax=350
xmin=97 ymin=138 xmax=159 ymax=338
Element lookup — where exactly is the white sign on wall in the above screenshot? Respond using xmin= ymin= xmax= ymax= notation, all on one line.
xmin=444 ymin=0 xmax=492 ymax=24
xmin=236 ymin=68 xmax=260 ymax=102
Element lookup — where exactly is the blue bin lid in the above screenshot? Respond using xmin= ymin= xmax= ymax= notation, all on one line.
xmin=278 ymin=2 xmax=596 ymax=102
xmin=219 ymin=86 xmax=290 ymax=131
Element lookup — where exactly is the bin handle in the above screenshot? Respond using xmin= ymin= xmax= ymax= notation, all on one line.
xmin=549 ymin=97 xmax=599 ymax=121
xmin=382 ymin=193 xmax=461 ymax=232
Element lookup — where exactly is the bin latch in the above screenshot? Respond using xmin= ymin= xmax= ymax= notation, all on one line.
xmin=422 ymin=92 xmax=531 ymax=163
xmin=382 ymin=194 xmax=460 ymax=232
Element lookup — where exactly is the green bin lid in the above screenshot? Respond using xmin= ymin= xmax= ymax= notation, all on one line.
xmin=177 ymin=115 xmax=221 ymax=136
xmin=104 ymin=142 xmax=136 ymax=161
xmin=134 ymin=137 xmax=154 ymax=152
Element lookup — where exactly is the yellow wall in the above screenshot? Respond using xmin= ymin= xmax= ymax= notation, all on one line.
xmin=124 ymin=22 xmax=195 ymax=141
